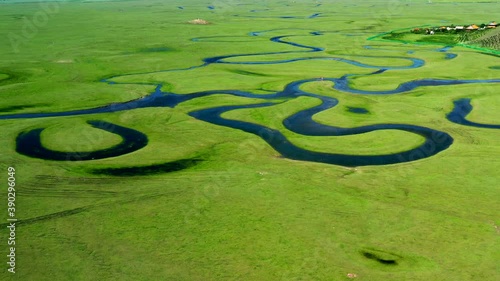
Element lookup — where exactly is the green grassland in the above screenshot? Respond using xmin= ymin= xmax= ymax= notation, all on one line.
xmin=379 ymin=28 xmax=500 ymax=53
xmin=0 ymin=0 xmax=499 ymax=280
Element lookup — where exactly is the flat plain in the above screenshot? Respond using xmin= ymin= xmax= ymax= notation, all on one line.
xmin=0 ymin=0 xmax=499 ymax=280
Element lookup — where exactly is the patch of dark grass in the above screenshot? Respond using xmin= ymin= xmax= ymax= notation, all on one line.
xmin=346 ymin=106 xmax=369 ymax=114
xmin=138 ymin=47 xmax=174 ymax=53
xmin=361 ymin=249 xmax=402 ymax=266
xmin=0 ymin=69 xmax=34 ymax=88
xmin=0 ymin=70 xmax=26 ymax=85
xmin=382 ymin=32 xmax=458 ymax=45
xmin=0 ymin=104 xmax=47 ymax=113
xmin=227 ymin=69 xmax=270 ymax=77
xmin=363 ymin=252 xmax=398 ymax=265
xmin=16 ymin=120 xmax=148 ymax=161
xmin=89 ymin=158 xmax=203 ymax=176
xmin=478 ymin=52 xmax=500 ymax=58
xmin=382 ymin=32 xmax=405 ymax=40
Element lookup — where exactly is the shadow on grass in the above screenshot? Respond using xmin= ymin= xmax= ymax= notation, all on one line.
xmin=88 ymin=158 xmax=203 ymax=176
xmin=0 ymin=70 xmax=28 ymax=85
xmin=227 ymin=69 xmax=271 ymax=77
xmin=16 ymin=120 xmax=148 ymax=161
xmin=362 ymin=251 xmax=399 ymax=265
xmin=0 ymin=104 xmax=48 ymax=113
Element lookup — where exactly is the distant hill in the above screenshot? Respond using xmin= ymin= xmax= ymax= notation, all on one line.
xmin=467 ymin=28 xmax=500 ymax=50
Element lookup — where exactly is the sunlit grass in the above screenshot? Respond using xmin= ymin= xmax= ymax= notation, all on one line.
xmin=0 ymin=0 xmax=498 ymax=280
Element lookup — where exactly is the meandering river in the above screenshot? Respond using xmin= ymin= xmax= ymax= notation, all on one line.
xmin=1 ymin=28 xmax=498 ymax=167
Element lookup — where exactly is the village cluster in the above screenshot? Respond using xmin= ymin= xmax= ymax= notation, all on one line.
xmin=412 ymin=21 xmax=498 ymax=35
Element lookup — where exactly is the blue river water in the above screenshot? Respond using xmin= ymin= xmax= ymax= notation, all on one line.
xmin=447 ymin=99 xmax=500 ymax=129
xmin=0 ymin=27 xmax=498 ymax=167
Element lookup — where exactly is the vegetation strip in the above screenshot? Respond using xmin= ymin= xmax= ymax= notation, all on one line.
xmin=2 ymin=28 xmax=500 ymax=166
xmin=89 ymin=159 xmax=204 ymax=176
xmin=16 ymin=121 xmax=148 ymax=161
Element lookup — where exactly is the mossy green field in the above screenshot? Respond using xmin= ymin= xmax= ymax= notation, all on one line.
xmin=0 ymin=0 xmax=499 ymax=280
